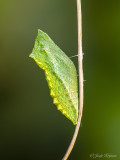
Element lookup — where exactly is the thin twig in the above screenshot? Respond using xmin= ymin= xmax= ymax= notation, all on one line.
xmin=62 ymin=0 xmax=83 ymax=159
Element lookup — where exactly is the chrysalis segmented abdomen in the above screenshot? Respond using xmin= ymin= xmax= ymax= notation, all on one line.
xmin=45 ymin=68 xmax=78 ymax=124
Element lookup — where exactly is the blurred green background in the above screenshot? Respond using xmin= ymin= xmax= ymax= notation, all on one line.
xmin=0 ymin=0 xmax=120 ymax=159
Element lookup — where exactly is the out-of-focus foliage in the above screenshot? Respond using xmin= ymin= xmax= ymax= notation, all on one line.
xmin=0 ymin=0 xmax=120 ymax=159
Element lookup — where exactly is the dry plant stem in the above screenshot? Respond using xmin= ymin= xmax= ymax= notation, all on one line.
xmin=62 ymin=0 xmax=83 ymax=160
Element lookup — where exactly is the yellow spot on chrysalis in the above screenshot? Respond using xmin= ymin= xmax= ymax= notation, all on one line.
xmin=62 ymin=110 xmax=66 ymax=114
xmin=42 ymin=67 xmax=46 ymax=70
xmin=49 ymin=82 xmax=53 ymax=88
xmin=47 ymin=76 xmax=50 ymax=81
xmin=53 ymin=98 xmax=59 ymax=104
xmin=45 ymin=70 xmax=49 ymax=75
xmin=57 ymin=104 xmax=62 ymax=111
xmin=38 ymin=62 xmax=42 ymax=65
xmin=50 ymin=90 xmax=55 ymax=96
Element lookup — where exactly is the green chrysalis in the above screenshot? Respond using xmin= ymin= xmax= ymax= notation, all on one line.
xmin=29 ymin=30 xmax=78 ymax=124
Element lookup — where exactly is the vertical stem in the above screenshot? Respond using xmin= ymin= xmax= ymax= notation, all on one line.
xmin=62 ymin=0 xmax=83 ymax=159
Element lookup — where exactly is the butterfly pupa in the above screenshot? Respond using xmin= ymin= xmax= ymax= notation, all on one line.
xmin=29 ymin=29 xmax=78 ymax=124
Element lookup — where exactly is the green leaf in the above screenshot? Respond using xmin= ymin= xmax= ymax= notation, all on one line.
xmin=29 ymin=29 xmax=78 ymax=124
